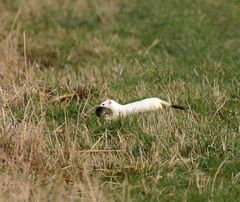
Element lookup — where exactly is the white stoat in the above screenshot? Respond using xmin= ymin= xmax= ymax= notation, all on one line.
xmin=97 ymin=98 xmax=185 ymax=120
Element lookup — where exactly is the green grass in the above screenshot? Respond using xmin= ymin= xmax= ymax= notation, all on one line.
xmin=0 ymin=0 xmax=240 ymax=201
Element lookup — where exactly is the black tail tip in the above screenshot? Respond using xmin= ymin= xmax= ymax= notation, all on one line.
xmin=171 ymin=104 xmax=186 ymax=110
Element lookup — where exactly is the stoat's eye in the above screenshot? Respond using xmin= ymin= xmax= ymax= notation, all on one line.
xmin=102 ymin=103 xmax=105 ymax=106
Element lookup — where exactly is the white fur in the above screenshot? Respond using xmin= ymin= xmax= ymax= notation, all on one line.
xmin=99 ymin=98 xmax=172 ymax=120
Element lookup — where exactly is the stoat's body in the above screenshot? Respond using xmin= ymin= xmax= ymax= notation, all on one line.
xmin=96 ymin=98 xmax=185 ymax=120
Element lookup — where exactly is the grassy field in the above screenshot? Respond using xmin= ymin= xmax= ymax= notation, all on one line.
xmin=0 ymin=0 xmax=240 ymax=201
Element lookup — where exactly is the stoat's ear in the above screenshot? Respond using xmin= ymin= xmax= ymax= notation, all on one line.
xmin=108 ymin=100 xmax=112 ymax=105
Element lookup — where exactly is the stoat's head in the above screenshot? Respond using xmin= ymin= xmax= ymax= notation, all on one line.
xmin=96 ymin=99 xmax=120 ymax=118
xmin=99 ymin=99 xmax=119 ymax=110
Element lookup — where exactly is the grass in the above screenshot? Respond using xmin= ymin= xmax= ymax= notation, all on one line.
xmin=0 ymin=0 xmax=240 ymax=201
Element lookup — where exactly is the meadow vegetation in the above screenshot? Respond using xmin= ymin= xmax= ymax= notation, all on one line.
xmin=0 ymin=0 xmax=239 ymax=201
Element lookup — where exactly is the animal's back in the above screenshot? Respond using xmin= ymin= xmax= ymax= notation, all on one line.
xmin=124 ymin=98 xmax=162 ymax=113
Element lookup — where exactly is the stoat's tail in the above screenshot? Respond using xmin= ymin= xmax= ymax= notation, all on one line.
xmin=171 ymin=104 xmax=186 ymax=110
xmin=160 ymin=99 xmax=186 ymax=110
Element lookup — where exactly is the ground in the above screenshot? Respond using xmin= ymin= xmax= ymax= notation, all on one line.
xmin=0 ymin=0 xmax=239 ymax=201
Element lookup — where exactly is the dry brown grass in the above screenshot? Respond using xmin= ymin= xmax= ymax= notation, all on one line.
xmin=0 ymin=0 xmax=239 ymax=201
xmin=0 ymin=26 xmax=91 ymax=201
xmin=0 ymin=30 xmax=239 ymax=200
